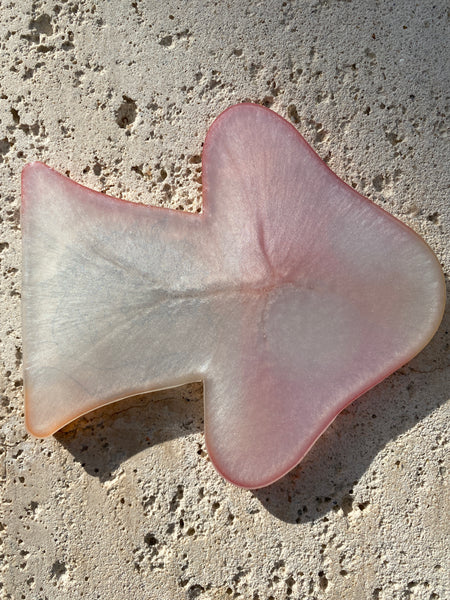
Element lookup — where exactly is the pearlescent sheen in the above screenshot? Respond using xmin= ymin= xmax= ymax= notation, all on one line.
xmin=21 ymin=104 xmax=445 ymax=488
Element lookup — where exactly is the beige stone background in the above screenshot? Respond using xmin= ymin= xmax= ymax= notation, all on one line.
xmin=1 ymin=1 xmax=449 ymax=598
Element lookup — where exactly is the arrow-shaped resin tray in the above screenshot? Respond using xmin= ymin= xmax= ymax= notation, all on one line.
xmin=21 ymin=104 xmax=445 ymax=488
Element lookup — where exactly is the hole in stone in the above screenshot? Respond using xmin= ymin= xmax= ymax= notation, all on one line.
xmin=144 ymin=533 xmax=158 ymax=546
xmin=116 ymin=96 xmax=137 ymax=129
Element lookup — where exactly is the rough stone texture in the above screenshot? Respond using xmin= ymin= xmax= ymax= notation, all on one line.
xmin=1 ymin=1 xmax=448 ymax=599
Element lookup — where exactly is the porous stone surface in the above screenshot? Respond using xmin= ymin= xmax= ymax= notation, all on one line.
xmin=1 ymin=1 xmax=449 ymax=599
